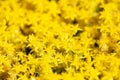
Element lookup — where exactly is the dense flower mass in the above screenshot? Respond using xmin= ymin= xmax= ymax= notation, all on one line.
xmin=0 ymin=0 xmax=120 ymax=80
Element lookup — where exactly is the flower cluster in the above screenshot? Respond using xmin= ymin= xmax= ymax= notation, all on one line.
xmin=0 ymin=0 xmax=120 ymax=80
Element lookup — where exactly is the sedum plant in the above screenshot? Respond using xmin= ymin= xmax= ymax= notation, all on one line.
xmin=0 ymin=0 xmax=120 ymax=80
